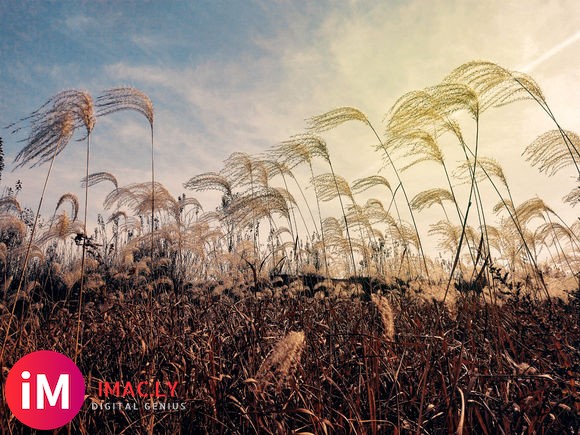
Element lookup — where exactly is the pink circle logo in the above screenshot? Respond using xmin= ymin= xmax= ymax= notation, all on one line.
xmin=5 ymin=350 xmax=85 ymax=430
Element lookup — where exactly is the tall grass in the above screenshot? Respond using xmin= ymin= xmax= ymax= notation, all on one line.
xmin=1 ymin=60 xmax=578 ymax=433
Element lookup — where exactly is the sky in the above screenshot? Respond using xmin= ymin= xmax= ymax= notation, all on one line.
xmin=0 ymin=0 xmax=579 ymax=254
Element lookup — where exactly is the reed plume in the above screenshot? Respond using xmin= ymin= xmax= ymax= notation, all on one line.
xmin=54 ymin=193 xmax=80 ymax=222
xmin=363 ymin=198 xmax=397 ymax=227
xmin=351 ymin=175 xmax=392 ymax=194
xmin=96 ymin=87 xmax=154 ymax=125
xmin=307 ymin=106 xmax=370 ymax=132
xmin=81 ymin=171 xmax=119 ymax=189
xmin=184 ymin=171 xmax=233 ymax=196
xmin=104 ymin=181 xmax=175 ymax=216
xmin=223 ymin=187 xmax=290 ymax=229
xmin=322 ymin=216 xmax=347 ymax=245
xmin=223 ymin=152 xmax=269 ymax=188
xmin=0 ymin=196 xmax=22 ymax=214
xmin=37 ymin=212 xmax=84 ymax=246
xmin=11 ymin=90 xmax=94 ymax=168
xmin=454 ymin=157 xmax=509 ymax=189
xmin=523 ymin=129 xmax=580 ymax=177
xmin=442 ymin=60 xmax=545 ymax=112
xmin=429 ymin=220 xmax=477 ymax=259
xmin=446 ymin=60 xmax=579 ymax=210
xmin=386 ymin=89 xmax=464 ymax=139
xmin=563 ymin=186 xmax=579 ymax=206
xmin=3 ymin=90 xmax=94 ymax=362
xmin=255 ymin=331 xmax=305 ymax=391
xmin=371 ymin=294 xmax=395 ymax=341
xmin=411 ymin=188 xmax=455 ymax=213
xmin=311 ymin=173 xmax=353 ymax=202
xmin=385 ymin=130 xmax=446 ymax=172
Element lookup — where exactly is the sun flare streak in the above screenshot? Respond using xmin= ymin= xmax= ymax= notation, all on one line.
xmin=520 ymin=30 xmax=580 ymax=73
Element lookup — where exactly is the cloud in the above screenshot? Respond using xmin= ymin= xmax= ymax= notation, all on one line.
xmin=63 ymin=14 xmax=94 ymax=32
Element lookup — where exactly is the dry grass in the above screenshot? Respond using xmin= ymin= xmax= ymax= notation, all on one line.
xmin=0 ymin=278 xmax=578 ymax=434
xmin=1 ymin=60 xmax=579 ymax=433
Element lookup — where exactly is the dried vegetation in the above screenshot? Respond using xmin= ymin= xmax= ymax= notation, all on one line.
xmin=0 ymin=60 xmax=578 ymax=433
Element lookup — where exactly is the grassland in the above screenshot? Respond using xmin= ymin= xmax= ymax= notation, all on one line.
xmin=0 ymin=60 xmax=578 ymax=433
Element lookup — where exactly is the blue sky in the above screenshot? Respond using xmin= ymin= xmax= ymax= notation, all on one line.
xmin=1 ymin=0 xmax=579 ymax=244
xmin=0 ymin=1 xmax=286 ymax=121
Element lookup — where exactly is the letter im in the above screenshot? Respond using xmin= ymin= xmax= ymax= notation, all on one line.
xmin=21 ymin=370 xmax=70 ymax=410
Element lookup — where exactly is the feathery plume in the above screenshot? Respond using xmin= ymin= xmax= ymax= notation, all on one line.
xmin=454 ymin=156 xmax=508 ymax=189
xmin=37 ymin=213 xmax=84 ymax=245
xmin=11 ymin=90 xmax=95 ymax=168
xmin=224 ymin=187 xmax=290 ymax=227
xmin=55 ymin=193 xmax=80 ymax=222
xmin=307 ymin=106 xmax=370 ymax=132
xmin=371 ymin=294 xmax=395 ymax=341
xmin=443 ymin=60 xmax=545 ymax=112
xmin=563 ymin=185 xmax=579 ymax=206
xmin=363 ymin=199 xmax=397 ymax=226
xmin=0 ymin=196 xmax=22 ymax=214
xmin=184 ymin=172 xmax=232 ymax=196
xmin=104 ymin=181 xmax=180 ymax=220
xmin=429 ymin=220 xmax=477 ymax=255
xmin=385 ymin=130 xmax=445 ymax=171
xmin=96 ymin=87 xmax=153 ymax=126
xmin=271 ymin=135 xmax=313 ymax=169
xmin=386 ymin=89 xmax=463 ymax=140
xmin=81 ymin=171 xmax=118 ymax=189
xmin=223 ymin=152 xmax=269 ymax=188
xmin=514 ymin=197 xmax=553 ymax=226
xmin=255 ymin=331 xmax=305 ymax=391
xmin=312 ymin=173 xmax=353 ymax=202
xmin=13 ymin=111 xmax=75 ymax=169
xmin=523 ymin=129 xmax=580 ymax=176
xmin=411 ymin=188 xmax=455 ymax=212
xmin=352 ymin=175 xmax=392 ymax=194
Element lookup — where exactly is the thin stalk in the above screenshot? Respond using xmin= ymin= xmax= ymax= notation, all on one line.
xmin=545 ymin=215 xmax=575 ymax=275
xmin=309 ymin=163 xmax=329 ymax=276
xmin=444 ymin=113 xmax=480 ymax=302
xmin=470 ymin=173 xmax=492 ymax=283
xmin=328 ymin=161 xmax=357 ymax=277
xmin=148 ymin=124 xmax=156 ymax=401
xmin=291 ymin=175 xmax=315 ymax=239
xmin=1 ymin=140 xmax=60 ymax=362
xmin=433 ymin=165 xmax=470 ymax=276
xmin=464 ymin=150 xmax=551 ymax=298
xmin=454 ymin=132 xmax=490 ymax=279
xmin=74 ymin=133 xmax=91 ymax=363
xmin=150 ymin=125 xmax=155 ymax=267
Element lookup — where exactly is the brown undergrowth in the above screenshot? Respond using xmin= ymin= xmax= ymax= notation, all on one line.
xmin=1 ymin=279 xmax=578 ymax=434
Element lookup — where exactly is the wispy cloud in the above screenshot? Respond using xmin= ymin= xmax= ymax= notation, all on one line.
xmin=63 ymin=14 xmax=95 ymax=32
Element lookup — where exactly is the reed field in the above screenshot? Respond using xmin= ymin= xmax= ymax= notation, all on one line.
xmin=0 ymin=61 xmax=578 ymax=434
